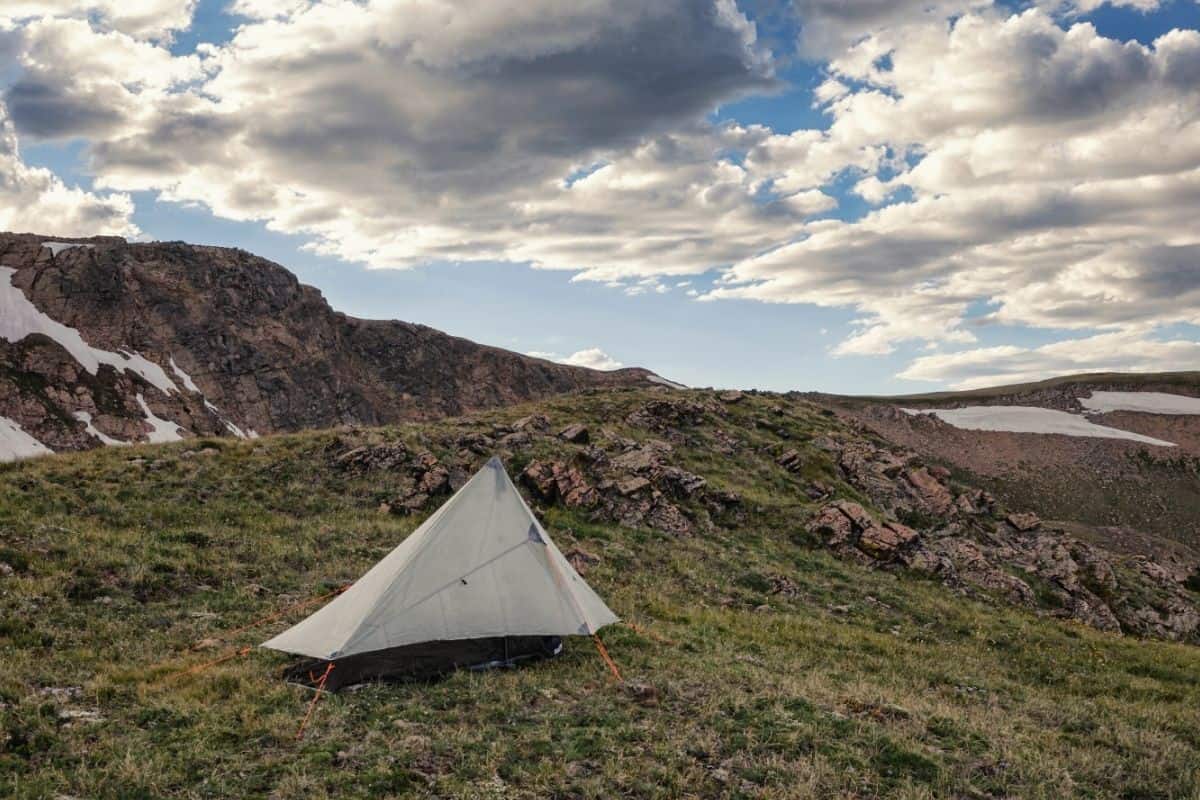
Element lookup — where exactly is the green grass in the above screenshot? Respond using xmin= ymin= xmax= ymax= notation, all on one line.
xmin=1 ymin=389 xmax=1199 ymax=798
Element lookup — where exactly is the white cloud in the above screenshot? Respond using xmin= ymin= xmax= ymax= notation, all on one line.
xmin=0 ymin=103 xmax=137 ymax=236
xmin=710 ymin=11 xmax=1200 ymax=360
xmin=791 ymin=0 xmax=991 ymax=57
xmin=527 ymin=347 xmax=624 ymax=371
xmin=1 ymin=1 xmax=197 ymax=40
xmin=898 ymin=330 xmax=1200 ymax=389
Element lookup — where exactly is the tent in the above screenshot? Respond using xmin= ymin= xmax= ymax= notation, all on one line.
xmin=262 ymin=456 xmax=619 ymax=690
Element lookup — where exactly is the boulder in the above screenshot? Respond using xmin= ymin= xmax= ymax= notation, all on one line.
xmin=857 ymin=521 xmax=919 ymax=560
xmin=777 ymin=449 xmax=804 ymax=473
xmin=1007 ymin=512 xmax=1042 ymax=532
xmin=512 ymin=414 xmax=551 ymax=432
xmin=902 ymin=467 xmax=955 ymax=515
xmin=558 ymin=423 xmax=590 ymax=444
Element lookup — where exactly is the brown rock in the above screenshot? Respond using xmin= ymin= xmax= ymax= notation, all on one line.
xmin=564 ymin=547 xmax=600 ymax=575
xmin=903 ymin=467 xmax=955 ymax=515
xmin=777 ymin=449 xmax=804 ymax=472
xmin=1007 ymin=512 xmax=1042 ymax=532
xmin=616 ymin=477 xmax=651 ymax=496
xmin=558 ymin=423 xmax=590 ymax=444
xmin=857 ymin=521 xmax=920 ymax=559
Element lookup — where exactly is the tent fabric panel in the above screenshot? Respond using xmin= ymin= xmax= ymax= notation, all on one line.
xmin=262 ymin=457 xmax=619 ymax=660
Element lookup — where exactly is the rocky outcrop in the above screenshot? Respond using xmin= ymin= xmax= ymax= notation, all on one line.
xmin=0 ymin=233 xmax=665 ymax=457
xmin=325 ymin=389 xmax=1199 ymax=644
xmin=805 ymin=433 xmax=1199 ymax=641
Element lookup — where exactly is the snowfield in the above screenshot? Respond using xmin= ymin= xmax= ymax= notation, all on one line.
xmin=902 ymin=406 xmax=1176 ymax=447
xmin=1080 ymin=391 xmax=1200 ymax=415
xmin=0 ymin=416 xmax=52 ymax=462
xmin=1 ymin=267 xmax=179 ymax=394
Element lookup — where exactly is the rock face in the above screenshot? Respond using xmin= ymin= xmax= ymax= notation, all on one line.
xmin=806 ymin=432 xmax=1200 ymax=641
xmin=0 ymin=233 xmax=664 ymax=456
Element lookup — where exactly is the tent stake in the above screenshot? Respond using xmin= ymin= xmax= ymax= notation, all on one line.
xmin=592 ymin=634 xmax=622 ymax=682
xmin=295 ymin=662 xmax=335 ymax=741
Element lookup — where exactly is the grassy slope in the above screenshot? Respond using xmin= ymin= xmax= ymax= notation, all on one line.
xmin=1 ymin=389 xmax=1198 ymax=799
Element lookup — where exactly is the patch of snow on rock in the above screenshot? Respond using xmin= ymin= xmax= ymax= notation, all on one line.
xmin=73 ymin=411 xmax=127 ymax=446
xmin=901 ymin=406 xmax=1176 ymax=447
xmin=42 ymin=242 xmax=95 ymax=256
xmin=648 ymin=374 xmax=687 ymax=390
xmin=0 ymin=267 xmax=179 ymax=394
xmin=169 ymin=357 xmax=202 ymax=394
xmin=135 ymin=394 xmax=184 ymax=443
xmin=1080 ymin=391 xmax=1200 ymax=415
xmin=0 ymin=416 xmax=53 ymax=462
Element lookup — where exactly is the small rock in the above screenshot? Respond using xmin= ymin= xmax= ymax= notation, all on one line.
xmin=777 ymin=449 xmax=804 ymax=472
xmin=1007 ymin=512 xmax=1042 ymax=532
xmin=719 ymin=390 xmax=745 ymax=403
xmin=512 ymin=414 xmax=550 ymax=432
xmin=558 ymin=423 xmax=590 ymax=444
xmin=616 ymin=477 xmax=651 ymax=496
xmin=564 ymin=547 xmax=600 ymax=575
xmin=623 ymin=681 xmax=660 ymax=707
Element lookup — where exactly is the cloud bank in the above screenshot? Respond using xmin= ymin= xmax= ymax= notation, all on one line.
xmin=1 ymin=1 xmax=1197 ymax=388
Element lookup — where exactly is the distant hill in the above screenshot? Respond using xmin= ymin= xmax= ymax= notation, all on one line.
xmin=0 ymin=232 xmax=666 ymax=458
xmin=807 ymin=372 xmax=1200 ymax=555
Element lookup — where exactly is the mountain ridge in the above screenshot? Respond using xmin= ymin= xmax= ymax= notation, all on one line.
xmin=0 ymin=232 xmax=667 ymax=459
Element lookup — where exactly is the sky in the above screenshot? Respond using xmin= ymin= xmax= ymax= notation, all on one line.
xmin=1 ymin=1 xmax=1199 ymax=393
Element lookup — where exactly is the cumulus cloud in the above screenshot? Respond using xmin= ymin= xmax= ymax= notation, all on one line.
xmin=1 ymin=1 xmax=196 ymax=40
xmin=791 ymin=0 xmax=990 ymax=56
xmin=898 ymin=331 xmax=1200 ymax=389
xmin=0 ymin=103 xmax=137 ymax=236
xmin=0 ymin=1 xmax=820 ymax=278
xmin=710 ymin=11 xmax=1200 ymax=360
xmin=527 ymin=348 xmax=624 ymax=371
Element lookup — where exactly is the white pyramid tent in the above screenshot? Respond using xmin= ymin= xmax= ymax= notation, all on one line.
xmin=263 ymin=456 xmax=618 ymax=676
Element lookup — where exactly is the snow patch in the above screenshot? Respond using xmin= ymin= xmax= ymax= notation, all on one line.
xmin=647 ymin=374 xmax=687 ymax=390
xmin=169 ymin=357 xmax=202 ymax=394
xmin=42 ymin=242 xmax=95 ymax=256
xmin=1079 ymin=391 xmax=1200 ymax=415
xmin=0 ymin=416 xmax=52 ymax=462
xmin=135 ymin=394 xmax=184 ymax=443
xmin=902 ymin=406 xmax=1175 ymax=447
xmin=73 ymin=411 xmax=127 ymax=447
xmin=0 ymin=267 xmax=179 ymax=394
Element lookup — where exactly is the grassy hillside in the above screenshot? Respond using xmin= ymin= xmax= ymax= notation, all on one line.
xmin=2 ymin=389 xmax=1199 ymax=799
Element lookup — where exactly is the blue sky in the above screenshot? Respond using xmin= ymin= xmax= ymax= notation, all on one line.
xmin=4 ymin=0 xmax=1200 ymax=392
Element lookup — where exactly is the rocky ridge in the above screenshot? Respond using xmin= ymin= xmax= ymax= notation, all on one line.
xmin=323 ymin=391 xmax=1200 ymax=644
xmin=0 ymin=233 xmax=663 ymax=458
